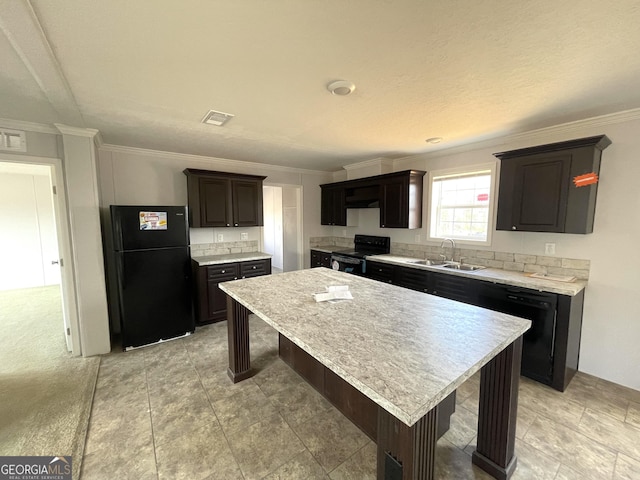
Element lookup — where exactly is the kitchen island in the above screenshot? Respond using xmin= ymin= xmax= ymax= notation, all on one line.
xmin=219 ymin=268 xmax=531 ymax=480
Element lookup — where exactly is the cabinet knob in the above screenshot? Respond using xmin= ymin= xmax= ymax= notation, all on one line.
xmin=235 ymin=223 xmax=238 ymax=226
xmin=242 ymin=275 xmax=246 ymax=279
xmin=512 ymin=226 xmax=517 ymax=230
xmin=221 ymin=270 xmax=225 ymax=273
xmin=226 ymin=223 xmax=230 ymax=226
xmin=252 ymin=266 xmax=256 ymax=269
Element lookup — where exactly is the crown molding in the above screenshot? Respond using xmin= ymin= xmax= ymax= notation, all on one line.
xmin=0 ymin=118 xmax=58 ymax=134
xmin=394 ymin=107 xmax=640 ymax=166
xmin=54 ymin=124 xmax=99 ymax=137
xmin=98 ymin=143 xmax=331 ymax=176
xmin=93 ymin=131 xmax=105 ymax=148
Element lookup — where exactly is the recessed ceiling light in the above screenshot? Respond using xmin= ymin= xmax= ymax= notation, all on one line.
xmin=327 ymin=80 xmax=356 ymax=96
xmin=202 ymin=110 xmax=234 ymax=126
xmin=425 ymin=137 xmax=443 ymax=144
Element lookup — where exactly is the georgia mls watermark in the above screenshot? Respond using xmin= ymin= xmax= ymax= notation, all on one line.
xmin=0 ymin=456 xmax=71 ymax=480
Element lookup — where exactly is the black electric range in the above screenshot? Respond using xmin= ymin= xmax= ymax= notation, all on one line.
xmin=330 ymin=234 xmax=390 ymax=275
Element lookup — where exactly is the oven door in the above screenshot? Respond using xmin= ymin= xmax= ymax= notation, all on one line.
xmin=330 ymin=254 xmax=363 ymax=275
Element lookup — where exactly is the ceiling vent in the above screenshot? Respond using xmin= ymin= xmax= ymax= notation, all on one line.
xmin=0 ymin=128 xmax=26 ymax=152
xmin=201 ymin=110 xmax=234 ymax=126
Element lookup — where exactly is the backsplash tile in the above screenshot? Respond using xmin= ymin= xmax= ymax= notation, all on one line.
xmin=310 ymin=237 xmax=591 ymax=280
xmin=191 ymin=240 xmax=259 ymax=257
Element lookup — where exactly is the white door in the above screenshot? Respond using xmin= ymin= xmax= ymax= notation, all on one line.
xmin=49 ymin=162 xmax=79 ymax=353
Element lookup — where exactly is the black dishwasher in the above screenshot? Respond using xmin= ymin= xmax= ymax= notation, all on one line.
xmin=476 ymin=283 xmax=557 ymax=385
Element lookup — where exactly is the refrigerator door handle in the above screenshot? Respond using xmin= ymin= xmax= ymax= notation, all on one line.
xmin=116 ymin=252 xmax=126 ymax=290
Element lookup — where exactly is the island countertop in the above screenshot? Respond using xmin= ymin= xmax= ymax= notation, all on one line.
xmin=220 ymin=267 xmax=530 ymax=426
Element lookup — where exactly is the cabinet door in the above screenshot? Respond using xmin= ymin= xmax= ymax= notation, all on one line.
xmin=429 ymin=272 xmax=475 ymax=304
xmin=497 ymin=153 xmax=571 ymax=232
xmin=200 ymin=177 xmax=232 ymax=227
xmin=311 ymin=250 xmax=332 ymax=268
xmin=379 ymin=179 xmax=408 ymax=228
xmin=321 ymin=186 xmax=346 ymax=226
xmin=206 ymin=264 xmax=238 ymax=321
xmin=232 ymin=179 xmax=264 ymax=227
xmin=396 ymin=266 xmax=430 ymax=293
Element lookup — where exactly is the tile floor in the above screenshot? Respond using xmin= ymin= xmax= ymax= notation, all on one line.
xmin=81 ymin=317 xmax=640 ymax=480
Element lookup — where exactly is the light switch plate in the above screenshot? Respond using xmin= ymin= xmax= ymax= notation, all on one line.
xmin=545 ymin=243 xmax=556 ymax=255
xmin=217 ymin=233 xmax=224 ymax=242
xmin=241 ymin=232 xmax=248 ymax=240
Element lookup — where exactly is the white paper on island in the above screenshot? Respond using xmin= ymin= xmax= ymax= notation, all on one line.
xmin=313 ymin=285 xmax=353 ymax=302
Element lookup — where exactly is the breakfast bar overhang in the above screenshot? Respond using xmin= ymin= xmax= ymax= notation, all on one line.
xmin=220 ymin=268 xmax=531 ymax=480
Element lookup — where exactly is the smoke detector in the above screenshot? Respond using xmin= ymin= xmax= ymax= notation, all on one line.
xmin=202 ymin=110 xmax=234 ymax=126
xmin=327 ymin=80 xmax=356 ymax=96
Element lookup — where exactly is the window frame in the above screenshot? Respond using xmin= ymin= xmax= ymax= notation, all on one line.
xmin=426 ymin=161 xmax=498 ymax=246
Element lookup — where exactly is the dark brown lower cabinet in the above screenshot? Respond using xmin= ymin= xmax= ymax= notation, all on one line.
xmin=310 ymin=249 xmax=331 ymax=268
xmin=363 ymin=261 xmax=584 ymax=391
xmin=278 ymin=334 xmax=456 ymax=441
xmin=193 ymin=258 xmax=271 ymax=325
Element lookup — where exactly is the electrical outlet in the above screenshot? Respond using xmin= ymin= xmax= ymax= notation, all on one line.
xmin=545 ymin=243 xmax=556 ymax=255
xmin=217 ymin=233 xmax=224 ymax=242
xmin=415 ymin=234 xmax=421 ymax=243
xmin=241 ymin=232 xmax=248 ymax=240
xmin=342 ymin=229 xmax=347 ymax=236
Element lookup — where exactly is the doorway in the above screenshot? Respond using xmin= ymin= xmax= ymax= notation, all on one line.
xmin=263 ymin=185 xmax=303 ymax=272
xmin=0 ymin=156 xmax=79 ymax=354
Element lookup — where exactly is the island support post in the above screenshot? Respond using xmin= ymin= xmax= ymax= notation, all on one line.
xmin=226 ymin=296 xmax=252 ymax=383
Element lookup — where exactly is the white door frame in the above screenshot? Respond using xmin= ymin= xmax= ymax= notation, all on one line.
xmin=0 ymin=153 xmax=81 ymax=355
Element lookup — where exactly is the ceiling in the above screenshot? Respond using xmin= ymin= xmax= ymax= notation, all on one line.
xmin=1 ymin=0 xmax=640 ymax=172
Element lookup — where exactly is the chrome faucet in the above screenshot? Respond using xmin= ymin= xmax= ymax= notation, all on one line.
xmin=440 ymin=238 xmax=456 ymax=262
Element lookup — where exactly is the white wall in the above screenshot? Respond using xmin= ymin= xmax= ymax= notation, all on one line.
xmin=333 ymin=116 xmax=640 ymax=390
xmin=97 ymin=147 xmax=333 ymax=268
xmin=0 ymin=170 xmax=59 ymax=290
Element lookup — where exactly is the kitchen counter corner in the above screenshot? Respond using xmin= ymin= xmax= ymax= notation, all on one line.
xmin=192 ymin=252 xmax=272 ymax=266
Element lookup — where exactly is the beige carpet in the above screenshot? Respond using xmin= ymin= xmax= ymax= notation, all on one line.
xmin=0 ymin=285 xmax=100 ymax=479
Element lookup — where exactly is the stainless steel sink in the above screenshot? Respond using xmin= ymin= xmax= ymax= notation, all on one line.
xmin=410 ymin=259 xmax=446 ymax=266
xmin=441 ymin=263 xmax=485 ymax=271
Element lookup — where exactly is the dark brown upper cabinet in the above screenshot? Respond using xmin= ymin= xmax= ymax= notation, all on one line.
xmin=320 ymin=170 xmax=425 ymax=229
xmin=184 ymin=169 xmax=266 ymax=228
xmin=320 ymin=185 xmax=346 ymax=226
xmin=494 ymin=135 xmax=611 ymax=234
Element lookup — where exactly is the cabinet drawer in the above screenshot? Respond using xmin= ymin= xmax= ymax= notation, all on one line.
xmin=207 ymin=263 xmax=238 ymax=279
xmin=240 ymin=259 xmax=270 ymax=278
xmin=366 ymin=262 xmax=395 ymax=283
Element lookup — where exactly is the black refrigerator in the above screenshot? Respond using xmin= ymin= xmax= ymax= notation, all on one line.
xmin=110 ymin=205 xmax=195 ymax=350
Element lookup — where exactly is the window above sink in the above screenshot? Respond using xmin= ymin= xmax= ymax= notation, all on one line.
xmin=427 ymin=162 xmax=497 ymax=246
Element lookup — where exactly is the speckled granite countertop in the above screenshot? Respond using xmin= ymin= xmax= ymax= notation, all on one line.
xmin=192 ymin=252 xmax=271 ymax=266
xmin=219 ymin=268 xmax=530 ymax=426
xmin=368 ymin=254 xmax=587 ymax=296
xmin=310 ymin=245 xmax=335 ymax=254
